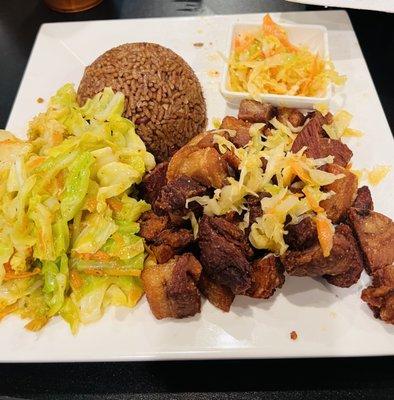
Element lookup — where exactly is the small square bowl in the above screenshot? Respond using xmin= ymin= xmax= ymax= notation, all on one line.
xmin=220 ymin=21 xmax=330 ymax=109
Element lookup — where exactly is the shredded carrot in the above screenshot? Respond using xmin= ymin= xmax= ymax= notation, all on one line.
xmin=4 ymin=267 xmax=41 ymax=281
xmin=315 ymin=214 xmax=334 ymax=257
xmin=291 ymin=161 xmax=312 ymax=184
xmin=112 ymin=232 xmax=124 ymax=248
xmin=128 ymin=287 xmax=144 ymax=306
xmin=302 ymin=187 xmax=324 ymax=213
xmin=27 ymin=156 xmax=46 ymax=171
xmin=55 ymin=171 xmax=65 ymax=193
xmin=25 ymin=317 xmax=48 ymax=332
xmin=83 ymin=268 xmax=141 ymax=277
xmin=282 ymin=167 xmax=295 ymax=187
xmin=107 ymin=198 xmax=123 ymax=212
xmin=3 ymin=261 xmax=13 ymax=274
xmin=75 ymin=251 xmax=112 ymax=262
xmin=300 ymin=53 xmax=320 ymax=94
xmin=52 ymin=131 xmax=63 ymax=145
xmin=233 ymin=33 xmax=254 ymax=52
xmin=85 ymin=197 xmax=97 ymax=212
xmin=0 ymin=303 xmax=18 ymax=321
xmin=262 ymin=14 xmax=295 ymax=51
xmin=70 ymin=270 xmax=83 ymax=290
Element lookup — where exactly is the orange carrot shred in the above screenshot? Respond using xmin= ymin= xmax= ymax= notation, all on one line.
xmin=25 ymin=317 xmax=48 ymax=332
xmin=83 ymin=268 xmax=141 ymax=277
xmin=107 ymin=198 xmax=123 ymax=212
xmin=4 ymin=267 xmax=41 ymax=281
xmin=315 ymin=214 xmax=334 ymax=257
xmin=0 ymin=303 xmax=18 ymax=321
xmin=70 ymin=270 xmax=83 ymax=290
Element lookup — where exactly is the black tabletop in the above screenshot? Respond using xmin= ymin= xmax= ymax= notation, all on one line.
xmin=0 ymin=1 xmax=393 ymax=399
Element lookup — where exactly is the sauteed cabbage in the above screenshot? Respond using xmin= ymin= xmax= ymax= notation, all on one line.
xmin=0 ymin=84 xmax=154 ymax=333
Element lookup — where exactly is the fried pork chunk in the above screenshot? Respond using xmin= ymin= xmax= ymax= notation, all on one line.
xmin=219 ymin=116 xmax=252 ymax=148
xmin=238 ymin=99 xmax=276 ymax=123
xmin=139 ymin=211 xmax=170 ymax=242
xmin=284 ymin=217 xmax=318 ymax=250
xmin=362 ymin=264 xmax=394 ymax=324
xmin=139 ymin=162 xmax=168 ymax=205
xmin=245 ymin=255 xmax=285 ymax=299
xmin=277 ymin=107 xmax=306 ymax=127
xmin=198 ymin=216 xmax=253 ymax=294
xmin=139 ymin=211 xmax=193 ymax=263
xmin=291 ymin=112 xmax=352 ymax=167
xmin=318 ymin=138 xmax=353 ymax=167
xmin=244 ymin=193 xmax=271 ymax=234
xmin=198 ymin=273 xmax=235 ymax=312
xmin=352 ymin=186 xmax=374 ymax=214
xmin=150 ymin=229 xmax=194 ymax=264
xmin=166 ymin=145 xmax=228 ymax=188
xmin=142 ymin=253 xmax=202 ymax=319
xmin=348 ymin=208 xmax=394 ymax=274
xmin=281 ymin=224 xmax=363 ymax=285
xmin=154 ymin=175 xmax=206 ymax=216
xmin=320 ymin=164 xmax=358 ymax=223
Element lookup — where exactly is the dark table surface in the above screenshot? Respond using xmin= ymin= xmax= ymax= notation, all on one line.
xmin=0 ymin=1 xmax=393 ymax=399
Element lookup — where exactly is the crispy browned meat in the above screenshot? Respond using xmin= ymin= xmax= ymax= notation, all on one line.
xmin=362 ymin=264 xmax=394 ymax=324
xmin=238 ymin=99 xmax=276 ymax=123
xmin=291 ymin=112 xmax=352 ymax=167
xmin=166 ymin=145 xmax=228 ymax=188
xmin=285 ymin=217 xmax=318 ymax=250
xmin=154 ymin=175 xmax=206 ymax=216
xmin=198 ymin=273 xmax=234 ymax=312
xmin=245 ymin=192 xmax=271 ymax=228
xmin=151 ymin=228 xmax=194 ymax=263
xmin=281 ymin=224 xmax=362 ymax=278
xmin=220 ymin=116 xmax=251 ymax=147
xmin=149 ymin=244 xmax=174 ymax=265
xmin=139 ymin=162 xmax=168 ymax=205
xmin=323 ymin=225 xmax=363 ymax=287
xmin=188 ymin=121 xmax=251 ymax=151
xmin=373 ymin=264 xmax=394 ymax=286
xmin=352 ymin=186 xmax=374 ymax=214
xmin=348 ymin=209 xmax=394 ymax=274
xmin=142 ymin=253 xmax=202 ymax=319
xmin=318 ymin=138 xmax=353 ymax=167
xmin=155 ymin=228 xmax=194 ymax=249
xmin=277 ymin=107 xmax=306 ymax=127
xmin=222 ymin=150 xmax=241 ymax=170
xmin=139 ymin=211 xmax=170 ymax=242
xmin=224 ymin=211 xmax=243 ymax=224
xmin=198 ymin=216 xmax=253 ymax=294
xmin=245 ymin=195 xmax=263 ymax=227
xmin=320 ymin=164 xmax=358 ymax=223
xmin=245 ymin=255 xmax=285 ymax=299
xmin=291 ymin=111 xmax=328 ymax=155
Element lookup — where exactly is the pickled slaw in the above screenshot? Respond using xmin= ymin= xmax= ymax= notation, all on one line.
xmin=228 ymin=14 xmax=346 ymax=98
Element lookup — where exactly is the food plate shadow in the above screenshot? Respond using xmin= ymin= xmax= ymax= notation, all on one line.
xmin=281 ymin=276 xmax=338 ymax=308
xmin=231 ymin=294 xmax=278 ymax=317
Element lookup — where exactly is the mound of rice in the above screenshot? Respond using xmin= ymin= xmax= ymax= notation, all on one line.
xmin=77 ymin=42 xmax=207 ymax=161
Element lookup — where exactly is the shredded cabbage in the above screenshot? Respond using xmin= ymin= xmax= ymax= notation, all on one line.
xmin=0 ymin=84 xmax=154 ymax=332
xmin=189 ymin=115 xmax=343 ymax=255
xmin=228 ymin=14 xmax=346 ymax=98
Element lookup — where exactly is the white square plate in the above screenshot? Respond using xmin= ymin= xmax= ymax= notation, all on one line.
xmin=3 ymin=10 xmax=394 ymax=362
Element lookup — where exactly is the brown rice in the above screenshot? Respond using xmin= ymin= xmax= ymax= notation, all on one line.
xmin=77 ymin=42 xmax=207 ymax=161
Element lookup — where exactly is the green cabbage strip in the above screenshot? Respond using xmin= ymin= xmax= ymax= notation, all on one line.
xmin=0 ymin=84 xmax=155 ymax=333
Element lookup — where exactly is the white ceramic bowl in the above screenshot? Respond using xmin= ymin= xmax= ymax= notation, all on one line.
xmin=220 ymin=21 xmax=330 ymax=109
